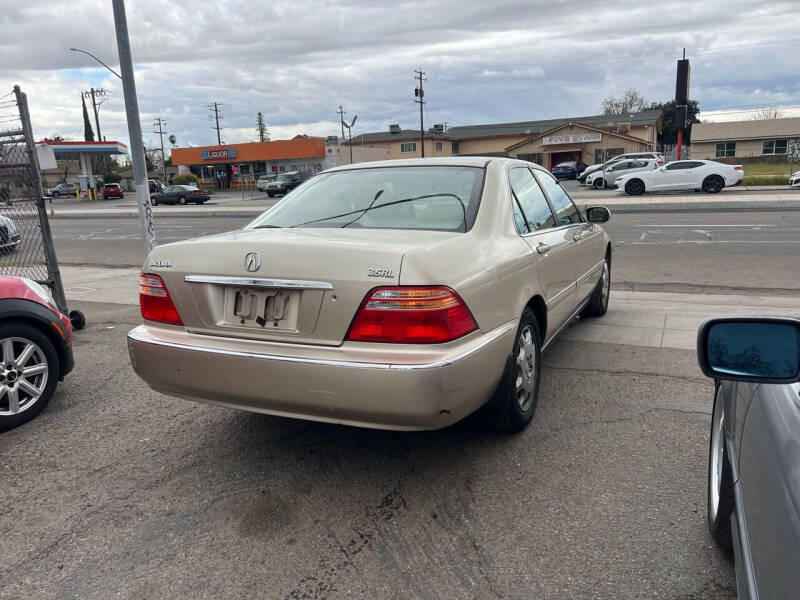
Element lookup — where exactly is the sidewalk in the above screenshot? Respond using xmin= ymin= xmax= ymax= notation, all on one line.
xmin=61 ymin=266 xmax=797 ymax=351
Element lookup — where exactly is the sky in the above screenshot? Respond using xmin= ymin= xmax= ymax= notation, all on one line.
xmin=2 ymin=0 xmax=800 ymax=154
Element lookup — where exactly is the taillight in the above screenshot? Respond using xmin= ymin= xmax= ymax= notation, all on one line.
xmin=734 ymin=166 xmax=743 ymax=171
xmin=346 ymin=286 xmax=478 ymax=344
xmin=657 ymin=160 xmax=664 ymax=165
xmin=139 ymin=274 xmax=183 ymax=325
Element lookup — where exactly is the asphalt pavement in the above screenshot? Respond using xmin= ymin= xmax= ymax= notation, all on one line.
xmin=49 ymin=210 xmax=800 ymax=296
xmin=4 ymin=196 xmax=798 ymax=599
xmin=0 ymin=299 xmax=736 ymax=599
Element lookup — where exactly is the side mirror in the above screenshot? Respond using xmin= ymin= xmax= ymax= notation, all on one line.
xmin=697 ymin=317 xmax=800 ymax=383
xmin=586 ymin=206 xmax=610 ymax=223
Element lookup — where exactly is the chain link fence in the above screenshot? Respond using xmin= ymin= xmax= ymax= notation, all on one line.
xmin=0 ymin=86 xmax=71 ymax=320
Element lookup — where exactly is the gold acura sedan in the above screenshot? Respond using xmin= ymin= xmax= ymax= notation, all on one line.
xmin=128 ymin=158 xmax=611 ymax=432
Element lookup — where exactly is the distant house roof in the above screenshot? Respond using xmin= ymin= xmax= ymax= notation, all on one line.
xmin=348 ymin=110 xmax=662 ymax=144
xmin=692 ymin=117 xmax=800 ymax=142
xmin=447 ymin=110 xmax=661 ymax=140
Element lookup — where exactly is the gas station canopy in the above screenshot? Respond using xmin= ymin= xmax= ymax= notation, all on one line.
xmin=41 ymin=140 xmax=128 ymax=191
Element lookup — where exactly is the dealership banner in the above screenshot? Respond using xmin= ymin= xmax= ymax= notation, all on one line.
xmin=542 ymin=133 xmax=602 ymax=145
xmin=201 ymin=148 xmax=237 ymax=160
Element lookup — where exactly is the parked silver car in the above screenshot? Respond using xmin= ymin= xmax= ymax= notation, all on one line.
xmin=45 ymin=182 xmax=77 ymax=198
xmin=585 ymin=158 xmax=657 ymax=189
xmin=577 ymin=152 xmax=664 ymax=184
xmin=697 ymin=316 xmax=800 ymax=598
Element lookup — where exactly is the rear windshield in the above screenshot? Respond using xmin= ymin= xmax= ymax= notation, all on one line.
xmin=248 ymin=166 xmax=485 ymax=232
xmin=555 ymin=162 xmax=574 ymax=167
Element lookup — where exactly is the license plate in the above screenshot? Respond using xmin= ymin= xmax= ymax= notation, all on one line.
xmin=223 ymin=287 xmax=299 ymax=330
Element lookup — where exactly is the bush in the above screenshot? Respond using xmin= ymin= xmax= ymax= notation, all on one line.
xmin=103 ymin=172 xmax=122 ymax=184
xmin=172 ymin=173 xmax=199 ymax=186
xmin=741 ymin=175 xmax=789 ymax=186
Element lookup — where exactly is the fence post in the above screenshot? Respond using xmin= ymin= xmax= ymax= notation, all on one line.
xmin=14 ymin=86 xmax=69 ymax=316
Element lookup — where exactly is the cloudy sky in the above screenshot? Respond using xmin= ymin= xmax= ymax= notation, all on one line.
xmin=2 ymin=0 xmax=799 ymax=153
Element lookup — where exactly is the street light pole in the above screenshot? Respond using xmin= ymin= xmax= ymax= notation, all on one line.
xmin=111 ymin=0 xmax=156 ymax=253
xmin=341 ymin=115 xmax=357 ymax=164
xmin=68 ymin=47 xmax=122 ymax=80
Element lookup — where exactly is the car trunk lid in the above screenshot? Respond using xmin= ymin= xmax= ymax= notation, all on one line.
xmin=147 ymin=227 xmax=458 ymax=345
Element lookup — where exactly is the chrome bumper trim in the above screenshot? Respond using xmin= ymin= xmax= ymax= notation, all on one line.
xmin=128 ymin=321 xmax=515 ymax=372
xmin=184 ymin=275 xmax=333 ymax=290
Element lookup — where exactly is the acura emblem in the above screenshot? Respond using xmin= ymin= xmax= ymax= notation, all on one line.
xmin=244 ymin=252 xmax=261 ymax=272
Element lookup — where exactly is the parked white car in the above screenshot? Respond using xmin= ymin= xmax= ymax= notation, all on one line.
xmin=578 ymin=152 xmax=664 ymax=184
xmin=615 ymin=160 xmax=744 ymax=195
xmin=790 ymin=170 xmax=800 ymax=188
xmin=0 ymin=215 xmax=21 ymax=251
xmin=585 ymin=158 xmax=658 ymax=189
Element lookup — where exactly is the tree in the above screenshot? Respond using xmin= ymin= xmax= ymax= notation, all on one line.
xmin=48 ymin=133 xmax=67 ymax=142
xmin=168 ymin=134 xmax=177 ymax=147
xmin=601 ymin=88 xmax=648 ymax=115
xmin=646 ymin=99 xmax=701 ymax=145
xmin=82 ymin=95 xmax=94 ymax=142
xmin=256 ymin=112 xmax=269 ymax=142
xmin=756 ymin=107 xmax=785 ymax=120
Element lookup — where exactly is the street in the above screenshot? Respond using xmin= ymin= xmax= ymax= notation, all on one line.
xmin=50 ymin=209 xmax=800 ymax=294
xmin=2 ymin=201 xmax=798 ymax=599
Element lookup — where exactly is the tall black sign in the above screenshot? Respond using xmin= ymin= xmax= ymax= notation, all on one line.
xmin=675 ymin=59 xmax=691 ymax=105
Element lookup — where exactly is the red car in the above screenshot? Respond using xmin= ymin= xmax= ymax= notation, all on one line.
xmin=102 ymin=183 xmax=124 ymax=199
xmin=0 ymin=276 xmax=74 ymax=430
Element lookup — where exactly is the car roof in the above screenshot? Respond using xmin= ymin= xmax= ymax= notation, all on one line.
xmin=323 ymin=156 xmax=536 ymax=173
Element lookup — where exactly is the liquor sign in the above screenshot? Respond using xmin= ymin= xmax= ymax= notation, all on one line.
xmin=201 ymin=148 xmax=237 ymax=160
xmin=542 ymin=133 xmax=602 ymax=145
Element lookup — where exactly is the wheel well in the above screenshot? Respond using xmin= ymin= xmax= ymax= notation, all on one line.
xmin=0 ymin=316 xmax=65 ymax=377
xmin=524 ymin=295 xmax=547 ymax=339
xmin=705 ymin=174 xmax=724 ymax=182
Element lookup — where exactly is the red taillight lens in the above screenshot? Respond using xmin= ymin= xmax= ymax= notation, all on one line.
xmin=657 ymin=160 xmax=664 ymax=165
xmin=734 ymin=166 xmax=743 ymax=171
xmin=346 ymin=286 xmax=478 ymax=343
xmin=139 ymin=274 xmax=183 ymax=325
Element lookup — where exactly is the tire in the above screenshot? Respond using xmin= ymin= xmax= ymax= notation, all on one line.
xmin=267 ymin=193 xmax=274 ymax=198
xmin=484 ymin=308 xmax=542 ymax=432
xmin=151 ymin=197 xmax=158 ymax=206
xmin=593 ymin=177 xmax=605 ymax=189
xmin=702 ymin=175 xmax=725 ymax=194
xmin=0 ymin=323 xmax=60 ymax=431
xmin=52 ymin=192 xmax=60 ymax=199
xmin=178 ymin=196 xmax=187 ymax=205
xmin=625 ymin=179 xmax=645 ymax=195
xmin=708 ymin=385 xmax=735 ymax=556
xmin=581 ymin=255 xmax=610 ymax=317
xmin=69 ymin=310 xmax=86 ymax=330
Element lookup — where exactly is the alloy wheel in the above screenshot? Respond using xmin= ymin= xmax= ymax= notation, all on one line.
xmin=600 ymin=262 xmax=610 ymax=308
xmin=0 ymin=337 xmax=50 ymax=416
xmin=515 ymin=325 xmax=536 ymax=412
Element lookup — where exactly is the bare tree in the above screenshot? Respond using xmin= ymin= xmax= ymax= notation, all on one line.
xmin=755 ymin=107 xmax=786 ymax=120
xmin=601 ymin=88 xmax=648 ymax=115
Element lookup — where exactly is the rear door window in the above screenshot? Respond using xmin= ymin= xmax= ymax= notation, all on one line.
xmin=533 ymin=171 xmax=581 ymax=226
xmin=508 ymin=167 xmax=555 ymax=232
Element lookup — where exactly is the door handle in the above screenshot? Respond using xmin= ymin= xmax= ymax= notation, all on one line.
xmin=536 ymin=243 xmax=551 ymax=254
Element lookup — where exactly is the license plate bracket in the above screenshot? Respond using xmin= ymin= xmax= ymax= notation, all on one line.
xmin=223 ymin=287 xmax=300 ymax=330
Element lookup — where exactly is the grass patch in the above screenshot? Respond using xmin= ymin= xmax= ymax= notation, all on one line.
xmin=740 ymin=162 xmax=796 ymax=176
xmin=742 ymin=175 xmax=789 ymax=186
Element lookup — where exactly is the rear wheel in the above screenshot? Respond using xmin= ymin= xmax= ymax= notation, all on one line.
xmin=708 ymin=385 xmax=735 ymax=555
xmin=151 ymin=197 xmax=158 ymax=206
xmin=625 ymin=179 xmax=645 ymax=195
xmin=581 ymin=256 xmax=610 ymax=317
xmin=484 ymin=309 xmax=541 ymax=432
xmin=702 ymin=175 xmax=725 ymax=194
xmin=0 ymin=324 xmax=60 ymax=431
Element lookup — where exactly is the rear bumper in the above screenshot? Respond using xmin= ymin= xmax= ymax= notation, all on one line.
xmin=127 ymin=321 xmax=516 ymax=430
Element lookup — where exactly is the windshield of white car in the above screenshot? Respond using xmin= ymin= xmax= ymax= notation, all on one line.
xmin=248 ymin=166 xmax=484 ymax=232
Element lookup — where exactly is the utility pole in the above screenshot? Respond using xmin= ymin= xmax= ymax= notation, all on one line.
xmin=153 ymin=117 xmax=168 ymax=182
xmin=414 ymin=68 xmax=426 ymax=157
xmin=82 ymin=88 xmax=108 ymax=141
xmin=112 ymin=0 xmax=156 ymax=253
xmin=338 ymin=105 xmax=346 ymax=141
xmin=209 ymin=102 xmax=223 ymax=145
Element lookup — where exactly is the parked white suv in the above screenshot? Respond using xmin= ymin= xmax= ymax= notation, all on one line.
xmin=578 ymin=152 xmax=664 ymax=184
xmin=585 ymin=158 xmax=658 ymax=189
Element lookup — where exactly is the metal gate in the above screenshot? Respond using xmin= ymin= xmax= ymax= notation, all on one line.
xmin=0 ymin=86 xmax=77 ymax=325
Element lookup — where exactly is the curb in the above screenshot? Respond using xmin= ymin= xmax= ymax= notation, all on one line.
xmin=50 ymin=210 xmax=262 ymax=220
xmin=604 ymin=199 xmax=800 ymax=213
